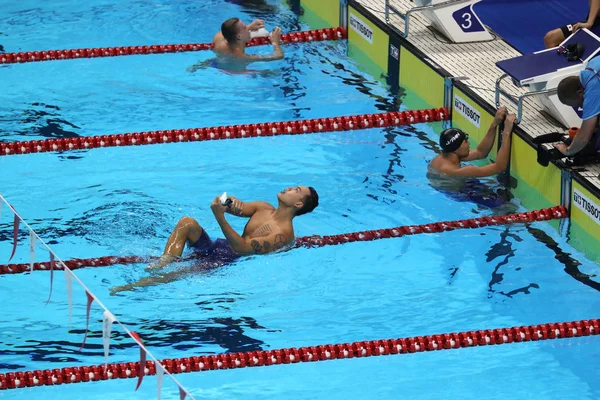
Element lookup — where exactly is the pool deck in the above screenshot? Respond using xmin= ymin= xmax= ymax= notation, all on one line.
xmin=357 ymin=0 xmax=600 ymax=190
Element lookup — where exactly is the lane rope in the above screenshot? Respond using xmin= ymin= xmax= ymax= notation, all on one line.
xmin=0 ymin=107 xmax=448 ymax=157
xmin=0 ymin=205 xmax=567 ymax=275
xmin=0 ymin=195 xmax=196 ymax=398
xmin=0 ymin=27 xmax=347 ymax=65
xmin=1 ymin=317 xmax=596 ymax=390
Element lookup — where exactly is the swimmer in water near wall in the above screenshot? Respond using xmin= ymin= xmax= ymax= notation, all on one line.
xmin=188 ymin=18 xmax=283 ymax=73
xmin=427 ymin=107 xmax=516 ymax=209
xmin=110 ymin=186 xmax=319 ymax=294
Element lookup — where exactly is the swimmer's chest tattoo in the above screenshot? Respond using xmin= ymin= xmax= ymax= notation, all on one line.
xmin=250 ymin=233 xmax=288 ymax=254
xmin=273 ymin=233 xmax=287 ymax=250
xmin=252 ymin=223 xmax=272 ymax=237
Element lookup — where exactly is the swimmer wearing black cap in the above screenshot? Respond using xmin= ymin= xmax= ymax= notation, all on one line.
xmin=428 ymin=107 xmax=515 ymax=178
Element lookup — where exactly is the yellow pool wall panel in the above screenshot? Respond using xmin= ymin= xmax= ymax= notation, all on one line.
xmin=399 ymin=48 xmax=444 ymax=109
xmin=347 ymin=6 xmax=389 ymax=82
xmin=570 ymin=182 xmax=600 ymax=262
xmin=299 ymin=0 xmax=339 ymax=29
xmin=510 ymin=135 xmax=562 ymax=212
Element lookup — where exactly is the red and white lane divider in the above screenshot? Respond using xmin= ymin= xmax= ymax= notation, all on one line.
xmin=1 ymin=317 xmax=597 ymax=390
xmin=0 ymin=205 xmax=567 ymax=275
xmin=0 ymin=107 xmax=448 ymax=157
xmin=0 ymin=27 xmax=347 ymax=65
xmin=0 ymin=199 xmax=574 ymax=395
xmin=0 ymin=195 xmax=196 ymax=399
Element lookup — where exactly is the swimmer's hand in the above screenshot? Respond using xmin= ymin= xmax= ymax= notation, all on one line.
xmin=211 ymin=196 xmax=228 ymax=216
xmin=248 ymin=19 xmax=265 ymax=31
xmin=494 ymin=106 xmax=508 ymax=124
xmin=222 ymin=196 xmax=245 ymax=216
xmin=144 ymin=254 xmax=178 ymax=272
xmin=270 ymin=27 xmax=282 ymax=45
xmin=187 ymin=59 xmax=212 ymax=73
xmin=504 ymin=113 xmax=517 ymax=132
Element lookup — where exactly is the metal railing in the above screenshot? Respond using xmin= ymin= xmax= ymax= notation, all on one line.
xmin=384 ymin=0 xmax=474 ymax=39
xmin=495 ymin=74 xmax=557 ymax=124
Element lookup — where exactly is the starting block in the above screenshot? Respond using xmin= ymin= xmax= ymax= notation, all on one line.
xmin=495 ymin=28 xmax=600 ymax=127
xmin=385 ymin=0 xmax=493 ymax=43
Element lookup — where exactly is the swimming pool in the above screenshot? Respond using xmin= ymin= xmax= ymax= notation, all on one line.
xmin=1 ymin=0 xmax=599 ymax=399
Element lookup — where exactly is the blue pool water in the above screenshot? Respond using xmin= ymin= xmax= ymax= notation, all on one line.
xmin=1 ymin=1 xmax=600 ymax=399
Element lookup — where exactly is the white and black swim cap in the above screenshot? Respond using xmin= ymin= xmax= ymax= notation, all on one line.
xmin=440 ymin=128 xmax=468 ymax=153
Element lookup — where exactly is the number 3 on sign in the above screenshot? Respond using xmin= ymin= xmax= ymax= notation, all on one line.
xmin=460 ymin=12 xmax=472 ymax=30
xmin=452 ymin=6 xmax=484 ymax=33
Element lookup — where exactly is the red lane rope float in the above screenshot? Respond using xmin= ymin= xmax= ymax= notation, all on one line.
xmin=0 ymin=107 xmax=448 ymax=157
xmin=0 ymin=317 xmax=597 ymax=390
xmin=0 ymin=206 xmax=567 ymax=275
xmin=0 ymin=27 xmax=347 ymax=65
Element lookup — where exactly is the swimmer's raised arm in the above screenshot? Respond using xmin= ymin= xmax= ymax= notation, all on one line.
xmin=224 ymin=196 xmax=275 ymax=218
xmin=247 ymin=19 xmax=265 ymax=32
xmin=211 ymin=197 xmax=289 ymax=255
xmin=442 ymin=114 xmax=515 ymax=177
xmin=464 ymin=106 xmax=507 ymax=161
xmin=244 ymin=27 xmax=284 ymax=62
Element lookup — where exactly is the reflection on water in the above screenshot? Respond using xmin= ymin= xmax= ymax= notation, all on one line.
xmin=0 ymin=308 xmax=274 ymax=371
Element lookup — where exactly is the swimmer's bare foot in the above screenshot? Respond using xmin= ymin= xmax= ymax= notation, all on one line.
xmin=144 ymin=254 xmax=178 ymax=272
xmin=110 ymin=284 xmax=133 ymax=296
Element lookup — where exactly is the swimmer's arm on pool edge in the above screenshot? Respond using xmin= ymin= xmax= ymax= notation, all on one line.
xmin=225 ymin=196 xmax=275 ymax=218
xmin=463 ymin=106 xmax=507 ymax=162
xmin=443 ymin=115 xmax=515 ymax=178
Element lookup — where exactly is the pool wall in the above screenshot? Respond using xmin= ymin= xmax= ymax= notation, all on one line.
xmin=297 ymin=0 xmax=600 ymax=262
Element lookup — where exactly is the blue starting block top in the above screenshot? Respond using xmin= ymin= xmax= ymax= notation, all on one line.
xmin=496 ymin=29 xmax=600 ymax=86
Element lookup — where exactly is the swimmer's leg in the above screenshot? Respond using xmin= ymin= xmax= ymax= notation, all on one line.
xmin=109 ymin=270 xmax=186 ymax=295
xmin=147 ymin=216 xmax=205 ymax=270
xmin=110 ymin=217 xmax=206 ymax=295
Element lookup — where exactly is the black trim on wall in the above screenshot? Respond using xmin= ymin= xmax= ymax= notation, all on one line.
xmin=387 ymin=35 xmax=401 ymax=92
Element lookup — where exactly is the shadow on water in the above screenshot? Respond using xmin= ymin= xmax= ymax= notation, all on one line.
xmin=0 ymin=192 xmax=177 ymax=247
xmin=0 ymin=313 xmax=275 ymax=371
xmin=0 ymin=102 xmax=80 ymax=141
xmin=484 ymin=226 xmax=539 ymax=298
xmin=447 ymin=224 xmax=600 ymax=300
xmin=224 ymin=0 xmax=279 ymax=16
xmin=526 ymin=225 xmax=600 ymax=291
